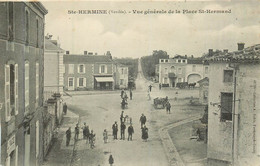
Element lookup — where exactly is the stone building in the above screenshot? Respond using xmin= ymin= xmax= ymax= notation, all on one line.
xmin=206 ymin=43 xmax=260 ymax=166
xmin=44 ymin=37 xmax=64 ymax=99
xmin=158 ymin=55 xmax=209 ymax=87
xmin=63 ymin=51 xmax=115 ymax=90
xmin=114 ymin=64 xmax=128 ymax=89
xmin=0 ymin=2 xmax=48 ymax=166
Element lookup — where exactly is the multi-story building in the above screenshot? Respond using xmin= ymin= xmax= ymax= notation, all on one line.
xmin=0 ymin=2 xmax=48 ymax=166
xmin=158 ymin=55 xmax=209 ymax=87
xmin=114 ymin=64 xmax=128 ymax=89
xmin=44 ymin=37 xmax=64 ymax=98
xmin=206 ymin=43 xmax=260 ymax=166
xmin=64 ymin=51 xmax=115 ymax=90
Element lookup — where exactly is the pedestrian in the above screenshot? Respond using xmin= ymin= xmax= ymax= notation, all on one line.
xmin=112 ymin=121 xmax=118 ymax=140
xmin=141 ymin=125 xmax=148 ymax=142
xmin=124 ymin=93 xmax=128 ymax=102
xmin=103 ymin=129 xmax=108 ymax=143
xmin=128 ymin=124 xmax=134 ymax=141
xmin=121 ymin=89 xmax=124 ymax=99
xmin=66 ymin=127 xmax=71 ymax=146
xmin=74 ymin=124 xmax=79 ymax=140
xmin=85 ymin=126 xmax=90 ymax=144
xmin=120 ymin=122 xmax=126 ymax=140
xmin=89 ymin=130 xmax=95 ymax=148
xmin=82 ymin=122 xmax=87 ymax=139
xmin=63 ymin=102 xmax=67 ymax=115
xmin=159 ymin=83 xmax=162 ymax=90
xmin=120 ymin=111 xmax=124 ymax=123
xmin=166 ymin=101 xmax=171 ymax=114
xmin=130 ymin=89 xmax=133 ymax=100
xmin=139 ymin=114 xmax=146 ymax=128
xmin=149 ymin=84 xmax=152 ymax=92
xmin=109 ymin=155 xmax=114 ymax=166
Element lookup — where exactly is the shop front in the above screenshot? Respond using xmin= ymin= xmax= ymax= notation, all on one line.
xmin=94 ymin=77 xmax=114 ymax=90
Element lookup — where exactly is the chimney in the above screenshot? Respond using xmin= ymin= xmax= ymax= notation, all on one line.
xmin=84 ymin=51 xmax=88 ymax=55
xmin=208 ymin=49 xmax=213 ymax=56
xmin=238 ymin=43 xmax=245 ymax=51
xmin=66 ymin=51 xmax=70 ymax=54
xmin=106 ymin=51 xmax=112 ymax=59
xmin=223 ymin=49 xmax=228 ymax=53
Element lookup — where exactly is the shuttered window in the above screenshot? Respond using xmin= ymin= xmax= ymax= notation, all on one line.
xmin=5 ymin=64 xmax=11 ymax=121
xmin=220 ymin=92 xmax=233 ymax=121
xmin=25 ymin=62 xmax=29 ymax=107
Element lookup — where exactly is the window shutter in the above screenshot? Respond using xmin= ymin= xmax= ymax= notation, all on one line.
xmin=5 ymin=64 xmax=10 ymax=121
xmin=15 ymin=146 xmax=18 ymax=166
xmin=83 ymin=65 xmax=85 ymax=73
xmin=6 ymin=156 xmax=10 ymax=166
xmin=99 ymin=66 xmax=101 ymax=73
xmin=78 ymin=65 xmax=80 ymax=73
xmin=77 ymin=78 xmax=79 ymax=87
xmin=83 ymin=78 xmax=86 ymax=87
xmin=105 ymin=65 xmax=107 ymax=74
xmin=15 ymin=64 xmax=18 ymax=115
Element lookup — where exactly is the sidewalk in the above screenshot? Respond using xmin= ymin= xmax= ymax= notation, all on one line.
xmin=42 ymin=110 xmax=79 ymax=166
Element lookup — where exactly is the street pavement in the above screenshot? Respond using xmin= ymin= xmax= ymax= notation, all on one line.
xmin=42 ymin=59 xmax=206 ymax=166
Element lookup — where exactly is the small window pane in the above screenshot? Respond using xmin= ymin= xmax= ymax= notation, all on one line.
xmin=224 ymin=70 xmax=233 ymax=82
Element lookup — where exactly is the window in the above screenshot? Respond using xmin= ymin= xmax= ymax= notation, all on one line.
xmin=192 ymin=65 xmax=196 ymax=72
xmin=161 ymin=59 xmax=164 ymax=63
xmin=25 ymin=62 xmax=29 ymax=108
xmin=220 ymin=93 xmax=233 ymax=121
xmin=8 ymin=2 xmax=14 ymax=41
xmin=164 ymin=68 xmax=168 ymax=74
xmin=35 ymin=63 xmax=39 ymax=107
xmin=99 ymin=65 xmax=107 ymax=74
xmin=78 ymin=78 xmax=84 ymax=87
xmin=68 ymin=78 xmax=73 ymax=87
xmin=178 ymin=68 xmax=182 ymax=74
xmin=205 ymin=66 xmax=209 ymax=74
xmin=120 ymin=79 xmax=124 ymax=85
xmin=36 ymin=19 xmax=39 ymax=47
xmin=78 ymin=64 xmax=85 ymax=73
xmin=224 ymin=70 xmax=233 ymax=82
xmin=165 ymin=60 xmax=168 ymax=63
xmin=178 ymin=59 xmax=181 ymax=63
xmin=121 ymin=68 xmax=124 ymax=74
xmin=170 ymin=66 xmax=175 ymax=72
xmin=178 ymin=78 xmax=182 ymax=82
xmin=182 ymin=60 xmax=186 ymax=63
xmin=164 ymin=77 xmax=168 ymax=84
xmin=68 ymin=64 xmax=74 ymax=74
xmin=25 ymin=10 xmax=29 ymax=45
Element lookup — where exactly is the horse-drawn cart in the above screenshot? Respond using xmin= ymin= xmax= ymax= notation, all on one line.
xmin=153 ymin=97 xmax=167 ymax=109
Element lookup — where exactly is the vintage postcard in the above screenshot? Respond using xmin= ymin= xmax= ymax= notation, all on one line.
xmin=0 ymin=1 xmax=259 ymax=166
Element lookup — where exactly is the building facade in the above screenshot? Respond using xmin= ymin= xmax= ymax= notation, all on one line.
xmin=0 ymin=2 xmax=47 ymax=166
xmin=44 ymin=37 xmax=64 ymax=99
xmin=206 ymin=43 xmax=260 ymax=166
xmin=64 ymin=51 xmax=115 ymax=90
xmin=158 ymin=55 xmax=209 ymax=87
xmin=115 ymin=64 xmax=128 ymax=89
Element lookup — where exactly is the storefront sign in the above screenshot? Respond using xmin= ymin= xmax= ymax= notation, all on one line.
xmin=7 ymin=134 xmax=15 ymax=155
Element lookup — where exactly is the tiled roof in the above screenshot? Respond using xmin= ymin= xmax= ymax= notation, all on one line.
xmin=197 ymin=77 xmax=209 ymax=84
xmin=45 ymin=39 xmax=63 ymax=51
xmin=205 ymin=44 xmax=260 ymax=63
xmin=187 ymin=58 xmax=203 ymax=64
xmin=64 ymin=54 xmax=113 ymax=63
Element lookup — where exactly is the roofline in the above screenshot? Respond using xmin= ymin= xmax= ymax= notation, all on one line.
xmin=33 ymin=2 xmax=48 ymax=15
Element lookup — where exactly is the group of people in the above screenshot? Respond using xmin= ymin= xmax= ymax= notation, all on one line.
xmin=65 ymin=123 xmax=96 ymax=148
xmin=140 ymin=114 xmax=148 ymax=141
xmin=121 ymin=89 xmax=133 ymax=109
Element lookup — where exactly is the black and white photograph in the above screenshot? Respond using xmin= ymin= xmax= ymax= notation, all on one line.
xmin=0 ymin=1 xmax=259 ymax=166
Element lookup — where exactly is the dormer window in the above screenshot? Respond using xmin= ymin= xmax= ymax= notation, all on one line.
xmin=178 ymin=59 xmax=181 ymax=63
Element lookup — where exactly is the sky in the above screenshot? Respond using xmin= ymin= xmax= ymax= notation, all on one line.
xmin=42 ymin=1 xmax=259 ymax=58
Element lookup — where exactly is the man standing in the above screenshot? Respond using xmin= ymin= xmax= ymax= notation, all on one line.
xmin=112 ymin=121 xmax=118 ymax=140
xmin=63 ymin=102 xmax=67 ymax=115
xmin=149 ymin=85 xmax=152 ymax=92
xmin=128 ymin=124 xmax=134 ymax=141
xmin=130 ymin=89 xmax=133 ymax=100
xmin=66 ymin=127 xmax=71 ymax=146
xmin=166 ymin=101 xmax=171 ymax=114
xmin=82 ymin=122 xmax=87 ymax=139
xmin=139 ymin=114 xmax=147 ymax=128
xmin=75 ymin=124 xmax=79 ymax=140
xmin=121 ymin=90 xmax=124 ymax=99
xmin=120 ymin=111 xmax=124 ymax=123
xmin=120 ymin=122 xmax=126 ymax=140
xmin=159 ymin=83 xmax=162 ymax=90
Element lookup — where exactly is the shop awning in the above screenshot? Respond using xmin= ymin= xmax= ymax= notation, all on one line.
xmin=95 ymin=77 xmax=114 ymax=82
